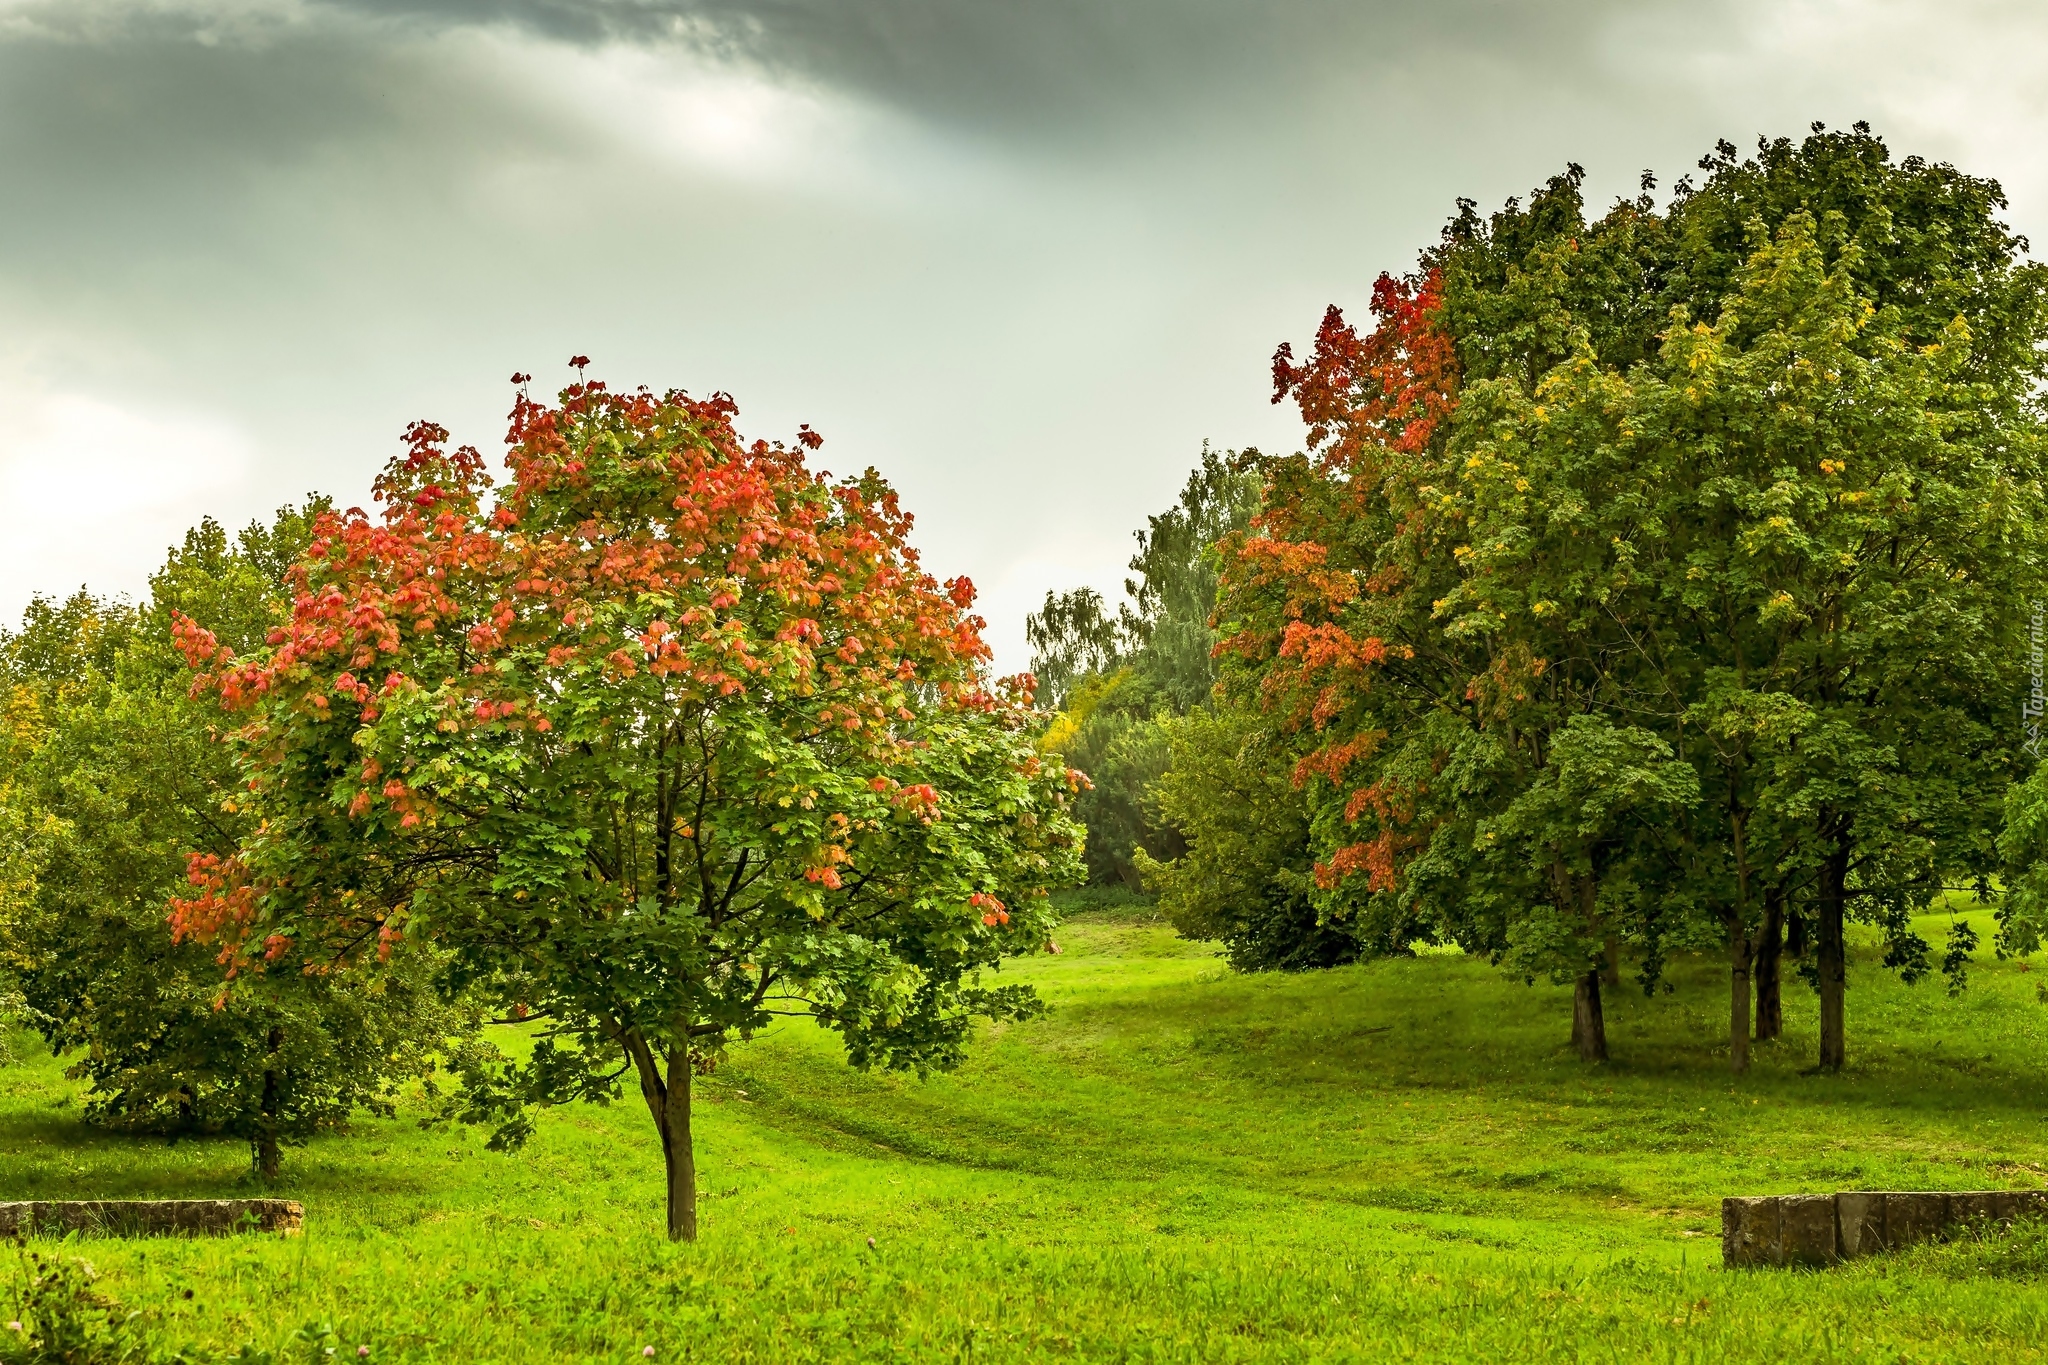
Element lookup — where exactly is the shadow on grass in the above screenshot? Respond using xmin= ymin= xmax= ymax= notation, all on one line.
xmin=1064 ymin=948 xmax=2048 ymax=1116
xmin=0 ymin=1108 xmax=445 ymax=1203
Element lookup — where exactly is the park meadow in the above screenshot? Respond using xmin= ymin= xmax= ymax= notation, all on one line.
xmin=7 ymin=901 xmax=2048 ymax=1361
xmin=11 ymin=124 xmax=2048 ymax=1362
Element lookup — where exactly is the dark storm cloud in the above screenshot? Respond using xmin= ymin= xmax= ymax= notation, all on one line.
xmin=0 ymin=31 xmax=446 ymax=205
xmin=0 ymin=14 xmax=571 ymax=349
xmin=49 ymin=0 xmax=1642 ymax=141
xmin=0 ymin=0 xmax=1710 ymax=229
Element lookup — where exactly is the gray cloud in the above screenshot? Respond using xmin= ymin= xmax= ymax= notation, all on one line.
xmin=343 ymin=0 xmax=1650 ymax=157
xmin=16 ymin=0 xmax=1644 ymax=143
xmin=0 ymin=0 xmax=2041 ymax=663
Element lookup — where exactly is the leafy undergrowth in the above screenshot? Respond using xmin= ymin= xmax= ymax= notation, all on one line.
xmin=3 ymin=908 xmax=2047 ymax=1362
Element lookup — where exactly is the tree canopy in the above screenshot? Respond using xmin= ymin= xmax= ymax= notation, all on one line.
xmin=1212 ymin=125 xmax=2048 ymax=1067
xmin=169 ymin=377 xmax=1085 ymax=1239
xmin=1028 ymin=448 xmax=1266 ymax=890
xmin=0 ymin=507 xmax=464 ymax=1178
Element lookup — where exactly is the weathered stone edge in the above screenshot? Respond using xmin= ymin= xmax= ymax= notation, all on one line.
xmin=1722 ymin=1190 xmax=2047 ymax=1268
xmin=0 ymin=1199 xmax=304 ymax=1238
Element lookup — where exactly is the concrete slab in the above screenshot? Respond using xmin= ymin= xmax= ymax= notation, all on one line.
xmin=1835 ymin=1192 xmax=1884 ymax=1259
xmin=1724 ymin=1190 xmax=2047 ymax=1268
xmin=1951 ymin=1192 xmax=2003 ymax=1230
xmin=0 ymin=1200 xmax=302 ymax=1238
xmin=1722 ymin=1196 xmax=1783 ymax=1268
xmin=1779 ymin=1193 xmax=1838 ymax=1266
xmin=1881 ymin=1192 xmax=1950 ymax=1250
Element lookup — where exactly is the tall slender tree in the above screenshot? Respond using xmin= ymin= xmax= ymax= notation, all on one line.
xmin=1029 ymin=447 xmax=1265 ymax=888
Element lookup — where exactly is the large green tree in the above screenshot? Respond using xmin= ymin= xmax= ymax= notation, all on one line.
xmin=1656 ymin=129 xmax=2048 ymax=1069
xmin=1439 ymin=204 xmax=2046 ymax=1070
xmin=1653 ymin=212 xmax=2036 ymax=1071
xmin=1222 ymin=127 xmax=2048 ymax=1067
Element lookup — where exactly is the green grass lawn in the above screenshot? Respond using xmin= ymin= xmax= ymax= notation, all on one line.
xmin=7 ymin=902 xmax=2048 ymax=1362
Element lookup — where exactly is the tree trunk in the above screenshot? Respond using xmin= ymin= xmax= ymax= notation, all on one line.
xmin=1729 ymin=928 xmax=1753 ymax=1074
xmin=1571 ymin=969 xmax=1608 ymax=1062
xmin=662 ymin=1049 xmax=697 ymax=1242
xmin=256 ymin=1126 xmax=280 ymax=1184
xmin=1601 ymin=935 xmax=1621 ymax=988
xmin=631 ymin=1034 xmax=699 ymax=1241
xmin=1785 ymin=905 xmax=1808 ymax=959
xmin=256 ymin=1025 xmax=283 ymax=1183
xmin=1754 ymin=889 xmax=1784 ymax=1042
xmin=1817 ymin=839 xmax=1849 ymax=1072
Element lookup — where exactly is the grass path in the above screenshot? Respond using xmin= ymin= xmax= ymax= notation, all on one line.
xmin=5 ymin=906 xmax=2048 ymax=1361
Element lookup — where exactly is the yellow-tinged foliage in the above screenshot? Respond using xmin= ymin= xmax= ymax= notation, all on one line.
xmin=1036 ymin=667 xmax=1130 ymax=759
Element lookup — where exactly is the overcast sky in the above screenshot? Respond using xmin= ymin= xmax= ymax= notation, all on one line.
xmin=2 ymin=0 xmax=2044 ymax=666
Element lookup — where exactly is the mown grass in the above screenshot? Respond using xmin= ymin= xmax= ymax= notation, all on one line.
xmin=4 ymin=900 xmax=2048 ymax=1362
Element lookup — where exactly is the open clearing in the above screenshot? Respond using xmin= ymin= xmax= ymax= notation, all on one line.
xmin=5 ymin=904 xmax=2048 ymax=1362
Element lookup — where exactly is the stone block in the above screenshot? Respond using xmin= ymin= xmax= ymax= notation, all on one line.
xmin=1722 ymin=1196 xmax=1783 ymax=1268
xmin=1835 ymin=1192 xmax=1885 ymax=1259
xmin=1779 ymin=1193 xmax=1838 ymax=1266
xmin=0 ymin=1200 xmax=302 ymax=1238
xmin=1881 ymin=1191 xmax=1949 ymax=1249
xmin=1728 ymin=1191 xmax=2048 ymax=1268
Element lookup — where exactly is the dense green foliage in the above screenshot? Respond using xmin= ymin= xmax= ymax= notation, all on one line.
xmin=1210 ymin=124 xmax=2048 ymax=1072
xmin=1028 ymin=448 xmax=1274 ymax=893
xmin=5 ymin=904 xmax=2048 ymax=1361
xmin=0 ymin=509 xmax=464 ymax=1180
xmin=1026 ymin=442 xmax=1366 ymax=958
xmin=1137 ymin=705 xmax=1342 ymax=971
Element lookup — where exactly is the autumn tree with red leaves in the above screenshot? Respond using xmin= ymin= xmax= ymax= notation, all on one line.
xmin=1212 ymin=267 xmax=1481 ymax=963
xmin=171 ymin=371 xmax=1084 ymax=1239
xmin=1215 ymin=173 xmax=1698 ymax=1060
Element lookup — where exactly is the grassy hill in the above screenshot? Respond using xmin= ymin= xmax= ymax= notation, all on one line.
xmin=5 ymin=902 xmax=2048 ymax=1361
